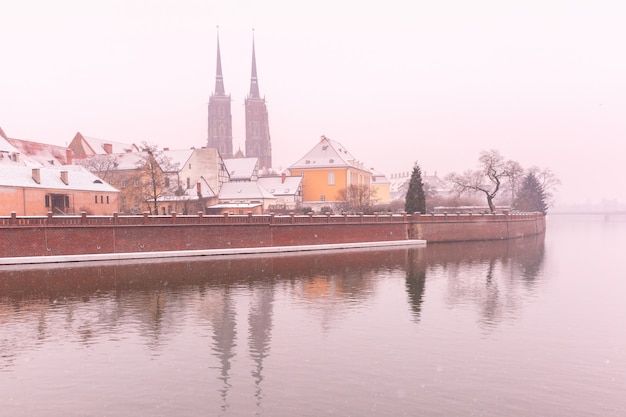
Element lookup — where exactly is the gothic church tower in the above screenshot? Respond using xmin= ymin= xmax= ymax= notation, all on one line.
xmin=207 ymin=31 xmax=233 ymax=158
xmin=245 ymin=34 xmax=272 ymax=170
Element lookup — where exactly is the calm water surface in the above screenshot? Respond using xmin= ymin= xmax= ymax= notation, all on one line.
xmin=1 ymin=214 xmax=625 ymax=416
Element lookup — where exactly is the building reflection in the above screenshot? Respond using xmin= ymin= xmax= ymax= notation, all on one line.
xmin=0 ymin=237 xmax=545 ymax=407
xmin=248 ymin=284 xmax=274 ymax=410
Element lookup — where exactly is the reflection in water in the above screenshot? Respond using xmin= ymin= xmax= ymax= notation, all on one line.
xmin=0 ymin=236 xmax=547 ymax=414
xmin=208 ymin=287 xmax=237 ymax=414
xmin=248 ymin=285 xmax=274 ymax=410
xmin=403 ymin=235 xmax=545 ymax=324
xmin=421 ymin=234 xmax=545 ymax=327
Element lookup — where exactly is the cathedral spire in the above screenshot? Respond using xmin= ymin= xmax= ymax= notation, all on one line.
xmin=214 ymin=27 xmax=225 ymax=96
xmin=249 ymin=29 xmax=261 ymax=99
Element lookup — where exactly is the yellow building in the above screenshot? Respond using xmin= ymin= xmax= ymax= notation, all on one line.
xmin=369 ymin=168 xmax=391 ymax=204
xmin=288 ymin=136 xmax=373 ymax=207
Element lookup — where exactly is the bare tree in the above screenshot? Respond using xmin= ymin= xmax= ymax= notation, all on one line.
xmin=336 ymin=184 xmax=378 ymax=214
xmin=76 ymin=154 xmax=119 ymax=183
xmin=446 ymin=150 xmax=516 ymax=213
xmin=136 ymin=142 xmax=180 ymax=214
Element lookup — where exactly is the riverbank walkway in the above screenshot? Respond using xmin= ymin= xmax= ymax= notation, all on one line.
xmin=0 ymin=239 xmax=426 ymax=266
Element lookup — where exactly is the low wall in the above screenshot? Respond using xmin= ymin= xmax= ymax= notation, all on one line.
xmin=0 ymin=212 xmax=409 ymax=258
xmin=0 ymin=211 xmax=545 ymax=258
xmin=410 ymin=212 xmax=546 ymax=243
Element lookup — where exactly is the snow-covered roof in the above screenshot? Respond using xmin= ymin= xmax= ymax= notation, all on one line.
xmin=219 ymin=181 xmax=276 ymax=200
xmin=161 ymin=149 xmax=194 ymax=172
xmin=289 ymin=135 xmax=368 ymax=171
xmin=76 ymin=151 xmax=146 ymax=171
xmin=6 ymin=137 xmax=69 ymax=167
xmin=223 ymin=157 xmax=258 ymax=181
xmin=257 ymin=176 xmax=302 ymax=196
xmin=369 ymin=168 xmax=391 ymax=184
xmin=208 ymin=203 xmax=262 ymax=209
xmin=0 ymin=135 xmax=21 ymax=156
xmin=0 ymin=164 xmax=119 ymax=192
xmin=82 ymin=135 xmax=138 ymax=154
xmin=389 ymin=171 xmax=450 ymax=201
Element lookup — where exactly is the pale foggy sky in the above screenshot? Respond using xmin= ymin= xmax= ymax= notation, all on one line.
xmin=2 ymin=0 xmax=625 ymax=207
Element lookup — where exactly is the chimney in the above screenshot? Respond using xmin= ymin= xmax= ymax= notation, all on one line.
xmin=32 ymin=168 xmax=41 ymax=184
xmin=196 ymin=182 xmax=202 ymax=197
xmin=281 ymin=172 xmax=286 ymax=184
xmin=103 ymin=143 xmax=113 ymax=154
xmin=60 ymin=171 xmax=68 ymax=185
xmin=66 ymin=148 xmax=73 ymax=165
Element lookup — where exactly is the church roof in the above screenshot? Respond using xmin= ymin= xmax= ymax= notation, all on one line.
xmin=289 ymin=135 xmax=368 ymax=171
xmin=248 ymin=32 xmax=261 ymax=99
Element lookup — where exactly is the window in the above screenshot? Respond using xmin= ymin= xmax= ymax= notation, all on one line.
xmin=45 ymin=195 xmax=50 ymax=207
xmin=164 ymin=177 xmax=170 ymax=187
xmin=134 ymin=179 xmax=139 ymax=187
xmin=320 ymin=195 xmax=326 ymax=202
xmin=95 ymin=195 xmax=98 ymax=204
xmin=328 ymin=172 xmax=335 ymax=186
xmin=106 ymin=196 xmax=110 ymax=204
xmin=187 ymin=178 xmax=190 ymax=189
xmin=100 ymin=196 xmax=104 ymax=204
xmin=65 ymin=196 xmax=70 ymax=207
xmin=121 ymin=179 xmax=127 ymax=188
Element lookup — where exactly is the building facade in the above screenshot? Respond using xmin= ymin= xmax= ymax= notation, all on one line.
xmin=288 ymin=136 xmax=372 ymax=207
xmin=0 ymin=165 xmax=119 ymax=216
xmin=244 ymin=36 xmax=272 ymax=170
xmin=207 ymin=33 xmax=234 ymax=159
xmin=207 ymin=33 xmax=272 ymax=170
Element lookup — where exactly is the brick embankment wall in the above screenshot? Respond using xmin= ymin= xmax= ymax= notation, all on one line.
xmin=0 ymin=212 xmax=409 ymax=258
xmin=0 ymin=212 xmax=545 ymax=258
xmin=409 ymin=212 xmax=545 ymax=243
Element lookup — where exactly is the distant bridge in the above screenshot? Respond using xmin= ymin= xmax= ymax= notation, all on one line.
xmin=550 ymin=211 xmax=626 ymax=216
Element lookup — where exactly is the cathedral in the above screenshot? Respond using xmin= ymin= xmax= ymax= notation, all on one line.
xmin=207 ymin=32 xmax=272 ymax=170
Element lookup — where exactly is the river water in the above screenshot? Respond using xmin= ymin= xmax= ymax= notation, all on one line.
xmin=1 ymin=213 xmax=625 ymax=416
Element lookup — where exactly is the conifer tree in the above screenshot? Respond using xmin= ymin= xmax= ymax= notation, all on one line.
xmin=513 ymin=172 xmax=548 ymax=214
xmin=405 ymin=162 xmax=426 ymax=214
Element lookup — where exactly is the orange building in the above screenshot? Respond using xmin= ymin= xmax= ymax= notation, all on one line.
xmin=0 ymin=164 xmax=120 ymax=216
xmin=288 ymin=136 xmax=372 ymax=206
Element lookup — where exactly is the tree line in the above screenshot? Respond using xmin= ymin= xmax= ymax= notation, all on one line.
xmin=406 ymin=150 xmax=559 ymax=215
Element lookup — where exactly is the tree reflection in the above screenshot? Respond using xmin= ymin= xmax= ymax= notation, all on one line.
xmin=405 ymin=249 xmax=427 ymax=322
xmin=411 ymin=233 xmax=546 ymax=328
xmin=0 ymin=237 xmax=546 ymax=409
